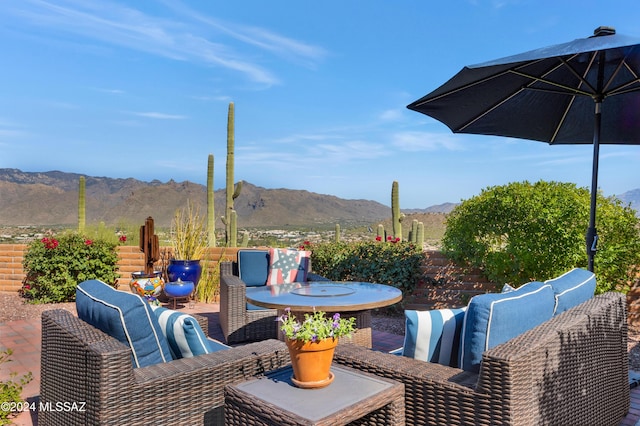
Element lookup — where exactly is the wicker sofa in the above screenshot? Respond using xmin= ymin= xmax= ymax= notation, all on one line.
xmin=39 ymin=309 xmax=291 ymax=425
xmin=334 ymin=291 xmax=630 ymax=426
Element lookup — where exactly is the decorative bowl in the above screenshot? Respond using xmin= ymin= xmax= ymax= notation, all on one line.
xmin=129 ymin=271 xmax=164 ymax=298
xmin=163 ymin=280 xmax=194 ymax=298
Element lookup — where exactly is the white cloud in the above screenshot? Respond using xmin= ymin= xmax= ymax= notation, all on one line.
xmin=378 ymin=109 xmax=403 ymax=122
xmin=5 ymin=0 xmax=326 ymax=86
xmin=129 ymin=111 xmax=187 ymax=120
xmin=392 ymin=131 xmax=463 ymax=152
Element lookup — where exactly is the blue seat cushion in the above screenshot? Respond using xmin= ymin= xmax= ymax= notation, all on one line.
xmin=402 ymin=307 xmax=467 ymax=367
xmin=459 ymin=281 xmax=555 ymax=373
xmin=151 ymin=306 xmax=229 ymax=359
xmin=76 ymin=279 xmax=173 ymax=368
xmin=237 ymin=249 xmax=269 ymax=287
xmin=545 ymin=268 xmax=596 ymax=315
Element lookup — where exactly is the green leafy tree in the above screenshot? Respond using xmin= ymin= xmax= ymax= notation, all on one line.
xmin=21 ymin=231 xmax=121 ymax=303
xmin=442 ymin=180 xmax=640 ymax=293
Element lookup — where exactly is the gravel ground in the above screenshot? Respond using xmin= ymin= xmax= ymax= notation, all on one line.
xmin=2 ymin=291 xmax=638 ymax=370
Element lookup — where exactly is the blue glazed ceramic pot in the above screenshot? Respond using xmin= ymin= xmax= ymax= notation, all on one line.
xmin=167 ymin=259 xmax=202 ymax=289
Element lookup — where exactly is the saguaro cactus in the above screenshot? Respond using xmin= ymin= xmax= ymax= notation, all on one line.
xmin=78 ymin=176 xmax=86 ymax=233
xmin=335 ymin=223 xmax=341 ymax=242
xmin=376 ymin=224 xmax=385 ymax=240
xmin=410 ymin=219 xmax=419 ymax=243
xmin=225 ymin=102 xmax=242 ymax=246
xmin=239 ymin=230 xmax=249 ymax=247
xmin=229 ymin=209 xmax=238 ymax=248
xmin=417 ymin=222 xmax=425 ymax=247
xmin=206 ymin=154 xmax=215 ymax=247
xmin=391 ymin=181 xmax=402 ymax=241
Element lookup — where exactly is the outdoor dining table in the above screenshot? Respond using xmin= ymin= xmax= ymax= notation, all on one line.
xmin=245 ymin=281 xmax=403 ymax=348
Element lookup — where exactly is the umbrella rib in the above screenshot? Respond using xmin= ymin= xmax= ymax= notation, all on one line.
xmin=456 ymin=88 xmax=525 ymax=132
xmin=508 ymin=67 xmax=594 ymax=98
xmin=605 ymin=50 xmax=640 ymax=96
xmin=457 ymin=59 xmax=582 ymax=131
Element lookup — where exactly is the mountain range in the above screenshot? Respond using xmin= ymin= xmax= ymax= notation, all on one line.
xmin=0 ymin=169 xmax=422 ymax=228
xmin=0 ymin=168 xmax=637 ymax=228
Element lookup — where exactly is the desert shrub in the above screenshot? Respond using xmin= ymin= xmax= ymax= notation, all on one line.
xmin=302 ymin=240 xmax=424 ymax=297
xmin=0 ymin=349 xmax=33 ymax=425
xmin=84 ymin=220 xmax=136 ymax=246
xmin=442 ymin=180 xmax=640 ymax=293
xmin=21 ymin=231 xmax=121 ymax=303
xmin=196 ymin=249 xmax=230 ymax=303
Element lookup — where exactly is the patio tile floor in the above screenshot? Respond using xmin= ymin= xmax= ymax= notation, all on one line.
xmin=1 ymin=301 xmax=639 ymax=425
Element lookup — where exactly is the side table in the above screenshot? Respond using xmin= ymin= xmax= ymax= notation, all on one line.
xmin=224 ymin=364 xmax=405 ymax=425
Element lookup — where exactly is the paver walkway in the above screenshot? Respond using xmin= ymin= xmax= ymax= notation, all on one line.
xmin=1 ymin=301 xmax=638 ymax=425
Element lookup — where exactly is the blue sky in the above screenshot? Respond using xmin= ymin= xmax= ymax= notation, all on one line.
xmin=1 ymin=1 xmax=639 ymax=208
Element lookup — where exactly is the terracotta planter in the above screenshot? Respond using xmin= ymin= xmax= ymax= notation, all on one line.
xmin=285 ymin=338 xmax=337 ymax=389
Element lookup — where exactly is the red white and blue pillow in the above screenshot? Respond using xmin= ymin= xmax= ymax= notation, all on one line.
xmin=266 ymin=248 xmax=310 ymax=284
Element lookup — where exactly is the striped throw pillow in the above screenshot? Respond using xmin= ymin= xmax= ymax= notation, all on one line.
xmin=402 ymin=307 xmax=467 ymax=367
xmin=151 ymin=306 xmax=230 ymax=359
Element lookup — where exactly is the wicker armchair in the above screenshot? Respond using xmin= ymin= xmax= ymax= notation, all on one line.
xmin=219 ymin=253 xmax=328 ymax=344
xmin=334 ymin=292 xmax=629 ymax=426
xmin=39 ymin=309 xmax=290 ymax=426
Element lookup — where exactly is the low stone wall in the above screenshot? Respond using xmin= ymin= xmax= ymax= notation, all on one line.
xmin=1 ymin=244 xmax=638 ymax=325
xmin=0 ymin=244 xmax=239 ymax=292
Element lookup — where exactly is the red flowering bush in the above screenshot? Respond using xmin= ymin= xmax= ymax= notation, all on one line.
xmin=375 ymin=236 xmax=401 ymax=243
xmin=21 ymin=231 xmax=120 ymax=303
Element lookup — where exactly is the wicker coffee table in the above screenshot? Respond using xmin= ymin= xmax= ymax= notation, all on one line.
xmin=224 ymin=364 xmax=405 ymax=425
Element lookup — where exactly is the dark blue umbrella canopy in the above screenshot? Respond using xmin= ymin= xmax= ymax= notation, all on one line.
xmin=408 ymin=27 xmax=640 ymax=271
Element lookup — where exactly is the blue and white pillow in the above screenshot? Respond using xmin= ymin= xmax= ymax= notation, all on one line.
xmin=76 ymin=279 xmax=173 ymax=368
xmin=459 ymin=281 xmax=555 ymax=373
xmin=151 ymin=306 xmax=229 ymax=359
xmin=545 ymin=268 xmax=596 ymax=315
xmin=402 ymin=307 xmax=467 ymax=367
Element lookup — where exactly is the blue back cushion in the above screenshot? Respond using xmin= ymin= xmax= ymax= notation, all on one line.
xmin=403 ymin=307 xmax=467 ymax=367
xmin=76 ymin=279 xmax=173 ymax=368
xmin=237 ymin=250 xmax=269 ymax=287
xmin=151 ymin=306 xmax=229 ymax=359
xmin=545 ymin=268 xmax=596 ymax=315
xmin=459 ymin=281 xmax=555 ymax=373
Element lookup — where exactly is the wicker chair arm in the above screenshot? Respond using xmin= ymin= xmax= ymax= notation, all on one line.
xmin=40 ymin=309 xmax=290 ymax=426
xmin=335 ymin=292 xmax=629 ymax=426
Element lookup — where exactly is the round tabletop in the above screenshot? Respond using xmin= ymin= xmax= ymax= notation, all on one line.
xmin=245 ymin=281 xmax=402 ymax=312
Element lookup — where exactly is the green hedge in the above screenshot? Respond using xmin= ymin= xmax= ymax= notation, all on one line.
xmin=302 ymin=240 xmax=424 ymax=304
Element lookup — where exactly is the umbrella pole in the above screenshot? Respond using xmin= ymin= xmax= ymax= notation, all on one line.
xmin=586 ymin=100 xmax=602 ymax=272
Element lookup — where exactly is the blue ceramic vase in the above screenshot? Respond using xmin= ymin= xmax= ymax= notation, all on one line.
xmin=167 ymin=259 xmax=202 ymax=289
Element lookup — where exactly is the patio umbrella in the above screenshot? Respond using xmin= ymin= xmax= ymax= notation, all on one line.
xmin=407 ymin=26 xmax=640 ymax=272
